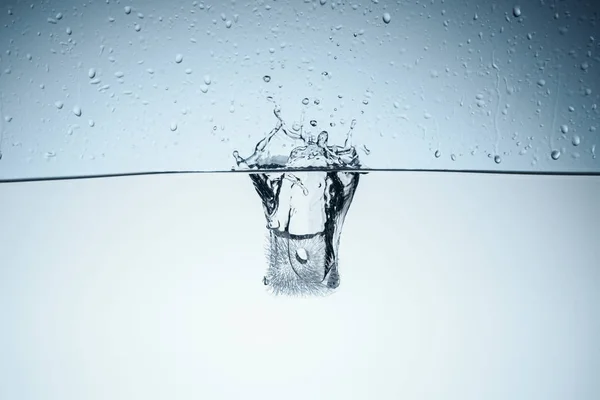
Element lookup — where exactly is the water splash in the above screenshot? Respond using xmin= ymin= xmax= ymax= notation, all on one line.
xmin=233 ymin=106 xmax=363 ymax=296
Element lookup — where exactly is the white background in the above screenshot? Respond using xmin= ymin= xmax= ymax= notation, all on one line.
xmin=1 ymin=172 xmax=599 ymax=400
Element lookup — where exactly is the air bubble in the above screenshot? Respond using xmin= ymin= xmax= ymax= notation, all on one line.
xmin=263 ymin=75 xmax=271 ymax=82
xmin=512 ymin=6 xmax=521 ymax=18
xmin=72 ymin=106 xmax=82 ymax=117
xmin=302 ymin=98 xmax=309 ymax=105
xmin=175 ymin=54 xmax=183 ymax=63
xmin=550 ymin=150 xmax=561 ymax=160
xmin=383 ymin=13 xmax=391 ymax=24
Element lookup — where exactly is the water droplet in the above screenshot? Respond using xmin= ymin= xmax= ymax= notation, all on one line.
xmin=124 ymin=6 xmax=132 ymax=14
xmin=572 ymin=135 xmax=581 ymax=146
xmin=170 ymin=122 xmax=178 ymax=131
xmin=54 ymin=101 xmax=64 ymax=109
xmin=203 ymin=75 xmax=211 ymax=85
xmin=200 ymin=85 xmax=208 ymax=93
xmin=383 ymin=13 xmax=391 ymax=24
xmin=314 ymin=99 xmax=320 ymax=105
xmin=581 ymin=62 xmax=589 ymax=71
xmin=302 ymin=98 xmax=309 ymax=105
xmin=114 ymin=71 xmax=124 ymax=78
xmin=175 ymin=54 xmax=183 ymax=63
xmin=560 ymin=124 xmax=569 ymax=134
xmin=320 ymin=0 xmax=327 ymax=5
xmin=434 ymin=150 xmax=441 ymax=158
xmin=185 ymin=68 xmax=193 ymax=74
xmin=296 ymin=248 xmax=309 ymax=263
xmin=134 ymin=24 xmax=141 ymax=32
xmin=88 ymin=68 xmax=96 ymax=79
xmin=56 ymin=12 xmax=63 ymax=20
xmin=550 ymin=150 xmax=561 ymax=160
xmin=537 ymin=79 xmax=546 ymax=87
xmin=451 ymin=153 xmax=457 ymax=161
xmin=66 ymin=27 xmax=72 ymax=35
xmin=263 ymin=276 xmax=269 ymax=285
xmin=494 ymin=155 xmax=502 ymax=164
xmin=88 ymin=119 xmax=95 ymax=127
xmin=512 ymin=6 xmax=521 ymax=18
xmin=263 ymin=75 xmax=271 ymax=82
xmin=568 ymin=106 xmax=575 ymax=112
xmin=72 ymin=106 xmax=82 ymax=117
xmin=225 ymin=20 xmax=232 ymax=28
xmin=310 ymin=120 xmax=317 ymax=127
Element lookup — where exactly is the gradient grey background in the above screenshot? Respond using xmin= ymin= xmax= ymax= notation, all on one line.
xmin=0 ymin=0 xmax=599 ymax=179
xmin=1 ymin=173 xmax=599 ymax=399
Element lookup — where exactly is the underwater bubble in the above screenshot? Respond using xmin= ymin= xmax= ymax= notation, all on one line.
xmin=383 ymin=13 xmax=391 ymax=24
xmin=551 ymin=150 xmax=561 ymax=160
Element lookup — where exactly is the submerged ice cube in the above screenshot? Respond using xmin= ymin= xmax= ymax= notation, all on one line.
xmin=233 ymin=107 xmax=362 ymax=296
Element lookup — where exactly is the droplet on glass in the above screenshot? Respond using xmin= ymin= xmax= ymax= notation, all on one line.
xmin=302 ymin=98 xmax=309 ymax=105
xmin=88 ymin=68 xmax=96 ymax=79
xmin=88 ymin=119 xmax=95 ymax=127
xmin=560 ymin=124 xmax=569 ymax=134
xmin=434 ymin=150 xmax=441 ymax=158
xmin=310 ymin=120 xmax=317 ymax=127
xmin=572 ymin=135 xmax=581 ymax=146
xmin=225 ymin=20 xmax=232 ymax=28
xmin=134 ymin=24 xmax=141 ymax=32
xmin=124 ymin=6 xmax=132 ymax=14
xmin=451 ymin=153 xmax=456 ymax=161
xmin=494 ymin=155 xmax=502 ymax=164
xmin=55 ymin=101 xmax=64 ymax=109
xmin=382 ymin=13 xmax=391 ymax=24
xmin=170 ymin=122 xmax=178 ymax=131
xmin=512 ymin=6 xmax=521 ymax=18
xmin=72 ymin=106 xmax=82 ymax=117
xmin=263 ymin=75 xmax=271 ymax=82
xmin=175 ymin=53 xmax=183 ymax=63
xmin=66 ymin=27 xmax=72 ymax=35
xmin=550 ymin=150 xmax=561 ymax=160
xmin=204 ymin=75 xmax=211 ymax=85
